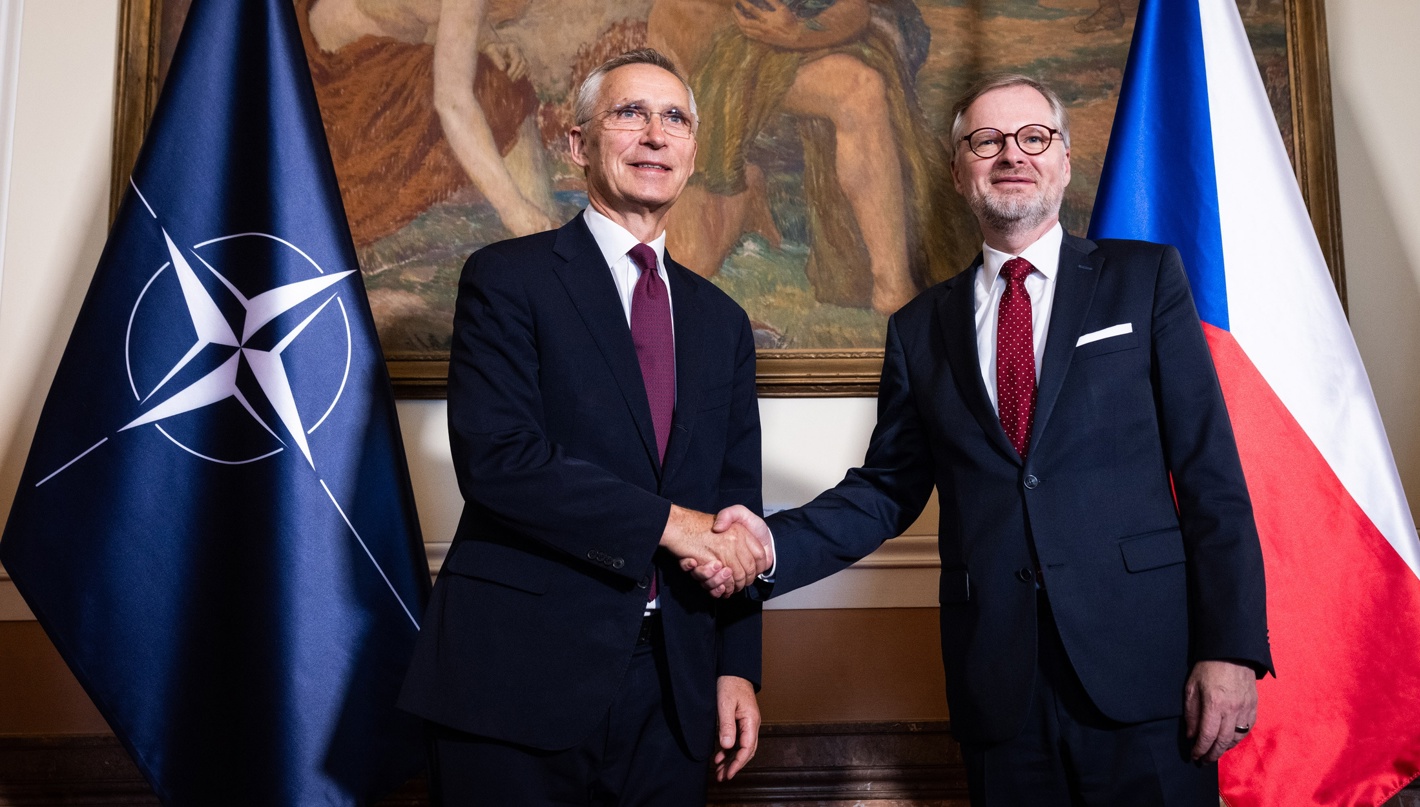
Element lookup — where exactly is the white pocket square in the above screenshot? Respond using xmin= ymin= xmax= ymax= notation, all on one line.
xmin=1076 ymin=323 xmax=1133 ymax=347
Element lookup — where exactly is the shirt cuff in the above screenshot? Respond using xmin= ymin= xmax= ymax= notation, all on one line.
xmin=757 ymin=527 xmax=777 ymax=583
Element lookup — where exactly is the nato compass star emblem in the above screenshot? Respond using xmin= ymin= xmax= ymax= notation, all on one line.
xmin=119 ymin=227 xmax=353 ymax=469
xmin=36 ymin=181 xmax=418 ymax=627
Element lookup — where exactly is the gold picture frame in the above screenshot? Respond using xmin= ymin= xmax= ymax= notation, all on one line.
xmin=111 ymin=0 xmax=1343 ymax=398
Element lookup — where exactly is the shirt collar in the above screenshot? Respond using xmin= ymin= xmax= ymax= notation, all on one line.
xmin=583 ymin=207 xmax=668 ymax=272
xmin=978 ymin=222 xmax=1064 ymax=288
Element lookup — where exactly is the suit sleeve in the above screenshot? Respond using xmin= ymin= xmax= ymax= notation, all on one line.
xmin=1150 ymin=246 xmax=1273 ymax=675
xmin=447 ymin=246 xmax=670 ymax=581
xmin=759 ymin=314 xmax=937 ymax=598
xmin=715 ymin=313 xmax=764 ymax=686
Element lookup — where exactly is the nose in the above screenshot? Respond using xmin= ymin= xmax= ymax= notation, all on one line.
xmin=997 ymin=135 xmax=1028 ymax=163
xmin=640 ymin=113 xmax=669 ymax=147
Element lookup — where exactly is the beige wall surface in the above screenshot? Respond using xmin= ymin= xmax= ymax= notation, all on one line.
xmin=1325 ymin=0 xmax=1420 ymax=515
xmin=0 ymin=0 xmax=118 ymax=536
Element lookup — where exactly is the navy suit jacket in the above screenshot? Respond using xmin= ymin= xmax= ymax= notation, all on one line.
xmin=399 ymin=214 xmax=763 ymax=756
xmin=761 ymin=234 xmax=1271 ymax=745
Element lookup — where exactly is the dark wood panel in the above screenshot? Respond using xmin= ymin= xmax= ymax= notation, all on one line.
xmin=0 ymin=723 xmax=965 ymax=806
xmin=760 ymin=609 xmax=948 ymax=724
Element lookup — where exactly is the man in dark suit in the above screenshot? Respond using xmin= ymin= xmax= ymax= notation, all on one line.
xmin=700 ymin=74 xmax=1273 ymax=805
xmin=399 ymin=49 xmax=771 ymax=805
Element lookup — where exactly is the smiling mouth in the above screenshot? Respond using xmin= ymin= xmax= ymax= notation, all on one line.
xmin=631 ymin=162 xmax=672 ymax=171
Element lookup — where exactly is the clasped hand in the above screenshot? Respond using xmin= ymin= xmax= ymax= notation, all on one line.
xmin=668 ymin=505 xmax=772 ymax=598
xmin=660 ymin=505 xmax=772 ymax=596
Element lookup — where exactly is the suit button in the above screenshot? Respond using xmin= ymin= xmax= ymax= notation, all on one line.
xmin=1024 ymin=475 xmax=1039 ymax=489
xmin=1016 ymin=568 xmax=1035 ymax=583
xmin=612 ymin=558 xmax=625 ymax=570
xmin=637 ymin=576 xmax=649 ymax=589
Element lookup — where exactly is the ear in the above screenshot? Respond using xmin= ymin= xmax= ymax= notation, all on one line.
xmin=949 ymin=152 xmax=965 ymax=195
xmin=1062 ymin=145 xmax=1072 ymax=186
xmin=568 ymin=126 xmax=589 ymax=169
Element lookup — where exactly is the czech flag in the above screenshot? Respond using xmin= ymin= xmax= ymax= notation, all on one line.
xmin=1089 ymin=0 xmax=1420 ymax=804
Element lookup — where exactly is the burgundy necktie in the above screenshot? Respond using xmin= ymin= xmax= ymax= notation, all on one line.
xmin=996 ymin=257 xmax=1037 ymax=457
xmin=629 ymin=244 xmax=675 ymax=461
xmin=629 ymin=243 xmax=673 ymax=602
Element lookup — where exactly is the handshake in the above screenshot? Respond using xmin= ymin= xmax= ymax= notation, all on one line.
xmin=660 ymin=505 xmax=772 ymax=598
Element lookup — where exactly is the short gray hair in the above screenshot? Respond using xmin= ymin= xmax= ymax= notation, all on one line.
xmin=948 ymin=73 xmax=1071 ymax=156
xmin=573 ymin=48 xmax=697 ymax=128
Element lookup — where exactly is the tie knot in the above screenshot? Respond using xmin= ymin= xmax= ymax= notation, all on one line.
xmin=629 ymin=243 xmax=657 ymax=276
xmin=1003 ymin=257 xmax=1033 ymax=284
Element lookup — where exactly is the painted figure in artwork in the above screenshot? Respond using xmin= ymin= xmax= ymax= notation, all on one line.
xmin=649 ymin=0 xmax=972 ymax=316
xmin=305 ymin=0 xmax=558 ymax=244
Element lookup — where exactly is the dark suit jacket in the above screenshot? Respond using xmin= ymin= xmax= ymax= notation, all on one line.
xmin=761 ymin=234 xmax=1272 ymax=746
xmin=399 ymin=214 xmax=763 ymax=757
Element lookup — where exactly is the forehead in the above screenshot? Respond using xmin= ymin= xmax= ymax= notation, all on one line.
xmin=597 ymin=63 xmax=690 ymax=109
xmin=963 ymin=85 xmax=1054 ymax=130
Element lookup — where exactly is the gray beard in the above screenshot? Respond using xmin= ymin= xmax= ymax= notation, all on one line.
xmin=968 ymin=186 xmax=1061 ymax=238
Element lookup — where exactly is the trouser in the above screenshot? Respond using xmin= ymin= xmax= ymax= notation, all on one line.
xmin=427 ymin=613 xmax=709 ymax=806
xmin=961 ymin=594 xmax=1218 ymax=807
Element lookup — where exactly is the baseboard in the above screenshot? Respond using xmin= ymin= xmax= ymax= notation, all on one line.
xmin=711 ymin=721 xmax=966 ymax=804
xmin=0 ymin=722 xmax=966 ymax=806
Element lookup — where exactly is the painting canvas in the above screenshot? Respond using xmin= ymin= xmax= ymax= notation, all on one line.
xmin=125 ymin=0 xmax=1323 ymax=395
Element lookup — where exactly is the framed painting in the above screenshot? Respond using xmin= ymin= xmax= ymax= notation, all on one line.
xmin=112 ymin=0 xmax=1342 ymax=397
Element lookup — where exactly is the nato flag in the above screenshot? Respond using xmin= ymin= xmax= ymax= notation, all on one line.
xmin=0 ymin=0 xmax=430 ymax=803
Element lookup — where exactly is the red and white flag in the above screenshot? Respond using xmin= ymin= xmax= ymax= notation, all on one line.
xmin=1089 ymin=0 xmax=1420 ymax=804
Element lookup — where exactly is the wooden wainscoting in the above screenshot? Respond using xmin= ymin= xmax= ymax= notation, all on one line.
xmin=0 ymin=722 xmax=965 ymax=806
xmin=5 ymin=727 xmax=1420 ymax=806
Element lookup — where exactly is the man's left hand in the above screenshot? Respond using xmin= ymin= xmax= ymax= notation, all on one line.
xmin=714 ymin=675 xmax=761 ymax=781
xmin=1183 ymin=659 xmax=1258 ymax=762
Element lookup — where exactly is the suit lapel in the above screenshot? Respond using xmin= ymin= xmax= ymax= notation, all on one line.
xmin=659 ymin=256 xmax=705 ymax=484
xmin=551 ymin=215 xmax=661 ymax=470
xmin=1029 ymin=234 xmax=1103 ymax=454
xmin=936 ymin=258 xmax=1020 ymax=461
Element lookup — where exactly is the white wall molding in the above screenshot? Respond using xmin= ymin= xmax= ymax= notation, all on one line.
xmin=0 ymin=0 xmax=22 ymax=309
xmin=0 ymin=532 xmax=943 ymax=621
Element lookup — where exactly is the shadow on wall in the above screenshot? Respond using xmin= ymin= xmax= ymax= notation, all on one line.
xmin=0 ymin=190 xmax=112 ymax=526
xmin=1330 ymin=91 xmax=1420 ymax=517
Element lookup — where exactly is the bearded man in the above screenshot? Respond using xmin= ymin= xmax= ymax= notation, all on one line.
xmin=702 ymin=74 xmax=1273 ymax=807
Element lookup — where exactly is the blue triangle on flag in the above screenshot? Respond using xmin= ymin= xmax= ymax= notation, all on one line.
xmin=1089 ymin=0 xmax=1229 ymax=330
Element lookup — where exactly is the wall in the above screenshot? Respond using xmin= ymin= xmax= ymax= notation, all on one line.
xmin=1324 ymin=0 xmax=1420 ymax=510
xmin=1 ymin=0 xmax=1417 ymax=738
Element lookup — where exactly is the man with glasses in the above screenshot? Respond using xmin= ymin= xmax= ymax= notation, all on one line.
xmin=701 ymin=74 xmax=1272 ymax=805
xmin=400 ymin=49 xmax=769 ymax=805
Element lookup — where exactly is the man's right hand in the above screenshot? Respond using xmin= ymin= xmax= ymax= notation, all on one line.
xmin=659 ymin=505 xmax=770 ymax=595
xmin=681 ymin=505 xmax=773 ymax=597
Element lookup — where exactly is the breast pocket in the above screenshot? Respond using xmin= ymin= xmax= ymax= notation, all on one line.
xmin=1072 ymin=330 xmax=1139 ymax=362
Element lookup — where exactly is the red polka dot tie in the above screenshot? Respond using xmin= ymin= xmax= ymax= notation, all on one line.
xmin=996 ymin=257 xmax=1037 ymax=458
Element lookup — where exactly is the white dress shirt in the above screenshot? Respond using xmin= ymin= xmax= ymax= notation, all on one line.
xmin=582 ymin=207 xmax=675 ymax=332
xmin=973 ymin=222 xmax=1064 ymax=412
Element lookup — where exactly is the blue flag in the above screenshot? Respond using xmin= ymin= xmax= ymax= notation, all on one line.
xmin=0 ymin=0 xmax=430 ymax=803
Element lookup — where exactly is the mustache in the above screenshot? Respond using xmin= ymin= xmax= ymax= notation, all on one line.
xmin=989 ymin=169 xmax=1038 ymax=182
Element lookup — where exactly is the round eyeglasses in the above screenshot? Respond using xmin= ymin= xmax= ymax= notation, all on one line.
xmin=962 ymin=124 xmax=1060 ymax=158
xmin=585 ymin=104 xmax=697 ymax=139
